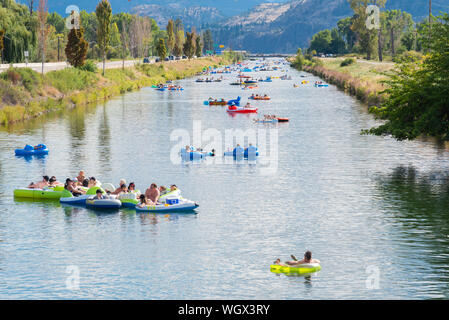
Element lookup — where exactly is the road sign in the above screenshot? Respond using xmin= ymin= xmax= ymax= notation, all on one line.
xmin=24 ymin=51 xmax=29 ymax=57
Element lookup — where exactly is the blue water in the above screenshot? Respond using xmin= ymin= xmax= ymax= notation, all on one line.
xmin=1 ymin=59 xmax=449 ymax=299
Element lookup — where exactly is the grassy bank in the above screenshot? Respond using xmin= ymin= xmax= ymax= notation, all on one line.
xmin=0 ymin=57 xmax=227 ymax=126
xmin=301 ymin=57 xmax=395 ymax=107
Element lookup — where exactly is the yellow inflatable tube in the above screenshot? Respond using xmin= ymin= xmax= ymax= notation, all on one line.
xmin=270 ymin=263 xmax=321 ymax=274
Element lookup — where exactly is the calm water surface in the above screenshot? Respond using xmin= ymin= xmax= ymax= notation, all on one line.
xmin=1 ymin=59 xmax=449 ymax=299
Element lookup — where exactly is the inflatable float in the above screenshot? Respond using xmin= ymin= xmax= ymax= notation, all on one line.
xmin=224 ymin=146 xmax=258 ymax=158
xmin=227 ymin=106 xmax=258 ymax=113
xmin=118 ymin=193 xmax=140 ymax=208
xmin=135 ymin=199 xmax=199 ymax=213
xmin=181 ymin=149 xmax=205 ymax=160
xmin=15 ymin=144 xmax=49 ymax=156
xmin=86 ymin=197 xmax=122 ymax=210
xmin=206 ymin=100 xmax=227 ymax=106
xmin=227 ymin=96 xmax=241 ymax=106
xmin=59 ymin=189 xmax=90 ymax=205
xmin=59 ymin=187 xmax=103 ymax=205
xmin=14 ymin=186 xmax=64 ymax=200
xmin=254 ymin=119 xmax=278 ymax=123
xmin=249 ymin=96 xmax=270 ymax=100
xmin=158 ymin=189 xmax=182 ymax=203
xmin=270 ymin=263 xmax=321 ymax=275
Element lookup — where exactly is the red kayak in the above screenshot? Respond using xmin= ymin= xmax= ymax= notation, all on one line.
xmin=227 ymin=106 xmax=258 ymax=113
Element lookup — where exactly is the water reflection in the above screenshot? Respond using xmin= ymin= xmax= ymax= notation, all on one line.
xmin=375 ymin=166 xmax=449 ymax=292
xmin=98 ymin=105 xmax=112 ymax=174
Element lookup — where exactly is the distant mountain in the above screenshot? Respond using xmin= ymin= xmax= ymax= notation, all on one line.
xmin=21 ymin=0 xmax=449 ymax=53
xmin=211 ymin=0 xmax=449 ymax=53
xmin=26 ymin=0 xmax=289 ymax=17
xmin=131 ymin=4 xmax=224 ymax=28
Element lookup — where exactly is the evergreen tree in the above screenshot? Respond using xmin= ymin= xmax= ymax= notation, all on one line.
xmin=195 ymin=35 xmax=202 ymax=57
xmin=156 ymin=38 xmax=167 ymax=61
xmin=183 ymin=31 xmax=196 ymax=59
xmin=65 ymin=27 xmax=88 ymax=67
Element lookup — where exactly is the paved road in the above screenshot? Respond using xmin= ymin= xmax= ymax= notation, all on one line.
xmin=0 ymin=59 xmax=143 ymax=74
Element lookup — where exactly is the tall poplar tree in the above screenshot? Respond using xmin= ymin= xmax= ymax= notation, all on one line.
xmin=166 ymin=19 xmax=175 ymax=55
xmin=96 ymin=0 xmax=112 ymax=75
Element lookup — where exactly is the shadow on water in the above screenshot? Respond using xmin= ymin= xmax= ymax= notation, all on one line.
xmin=375 ymin=165 xmax=449 ymax=290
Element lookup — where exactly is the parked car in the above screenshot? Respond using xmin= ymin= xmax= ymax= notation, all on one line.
xmin=164 ymin=57 xmax=170 ymax=61
xmin=182 ymin=56 xmax=187 ymax=59
xmin=155 ymin=57 xmax=160 ymax=63
xmin=168 ymin=55 xmax=174 ymax=60
xmin=175 ymin=56 xmax=181 ymax=60
xmin=143 ymin=57 xmax=150 ymax=63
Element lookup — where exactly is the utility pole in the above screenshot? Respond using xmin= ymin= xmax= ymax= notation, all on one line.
xmin=429 ymin=0 xmax=432 ymax=47
xmin=41 ymin=24 xmax=44 ymax=74
xmin=57 ymin=35 xmax=60 ymax=62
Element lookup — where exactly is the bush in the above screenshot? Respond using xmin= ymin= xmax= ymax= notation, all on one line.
xmin=392 ymin=50 xmax=423 ymax=63
xmin=340 ymin=58 xmax=356 ymax=67
xmin=0 ymin=67 xmax=41 ymax=92
xmin=78 ymin=60 xmax=98 ymax=73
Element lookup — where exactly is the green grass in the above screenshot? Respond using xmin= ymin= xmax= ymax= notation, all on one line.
xmin=317 ymin=57 xmax=394 ymax=83
xmin=44 ymin=68 xmax=99 ymax=93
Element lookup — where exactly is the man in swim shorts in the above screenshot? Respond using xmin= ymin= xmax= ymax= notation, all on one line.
xmin=274 ymin=251 xmax=320 ymax=266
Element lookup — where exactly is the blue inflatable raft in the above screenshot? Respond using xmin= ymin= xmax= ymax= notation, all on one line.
xmin=15 ymin=144 xmax=49 ymax=156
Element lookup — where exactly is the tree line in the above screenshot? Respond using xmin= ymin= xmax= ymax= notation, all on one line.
xmin=307 ymin=0 xmax=430 ymax=61
xmin=0 ymin=0 xmax=215 ymax=69
xmin=156 ymin=19 xmax=214 ymax=61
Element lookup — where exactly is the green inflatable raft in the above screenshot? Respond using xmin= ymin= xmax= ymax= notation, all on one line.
xmin=14 ymin=186 xmax=65 ymax=200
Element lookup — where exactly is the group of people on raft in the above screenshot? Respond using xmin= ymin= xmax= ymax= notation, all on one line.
xmin=156 ymin=83 xmax=183 ymax=90
xmin=27 ymin=171 xmax=180 ymax=208
xmin=184 ymin=146 xmax=215 ymax=157
xmin=250 ymin=94 xmax=269 ymax=99
xmin=256 ymin=114 xmax=278 ymax=121
xmin=28 ymin=175 xmax=62 ymax=189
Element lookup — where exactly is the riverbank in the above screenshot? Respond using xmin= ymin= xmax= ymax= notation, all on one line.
xmin=0 ymin=57 xmax=227 ymax=126
xmin=300 ymin=57 xmax=395 ymax=107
